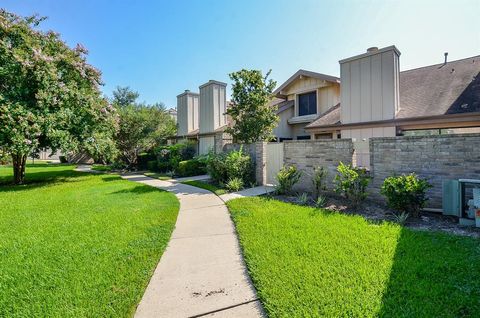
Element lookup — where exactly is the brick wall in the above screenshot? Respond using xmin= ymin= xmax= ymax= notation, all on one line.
xmin=369 ymin=133 xmax=480 ymax=207
xmin=284 ymin=140 xmax=354 ymax=191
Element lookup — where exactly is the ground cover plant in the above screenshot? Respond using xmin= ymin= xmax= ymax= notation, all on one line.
xmin=227 ymin=197 xmax=480 ymax=317
xmin=0 ymin=164 xmax=179 ymax=317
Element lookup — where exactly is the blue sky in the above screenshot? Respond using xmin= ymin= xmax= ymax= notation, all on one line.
xmin=3 ymin=0 xmax=480 ymax=108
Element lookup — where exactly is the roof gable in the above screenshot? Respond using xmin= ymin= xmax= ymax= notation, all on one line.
xmin=274 ymin=70 xmax=340 ymax=97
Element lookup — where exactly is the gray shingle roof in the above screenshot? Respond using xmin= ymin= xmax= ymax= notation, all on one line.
xmin=306 ymin=55 xmax=480 ymax=129
xmin=398 ymin=55 xmax=480 ymax=118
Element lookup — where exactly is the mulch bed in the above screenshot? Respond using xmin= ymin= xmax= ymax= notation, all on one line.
xmin=269 ymin=192 xmax=480 ymax=238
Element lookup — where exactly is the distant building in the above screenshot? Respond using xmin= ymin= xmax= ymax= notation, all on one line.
xmin=167 ymin=108 xmax=177 ymax=122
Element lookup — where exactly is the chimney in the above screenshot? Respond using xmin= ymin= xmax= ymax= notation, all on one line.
xmin=176 ymin=90 xmax=199 ymax=136
xmin=339 ymin=45 xmax=401 ymax=124
xmin=199 ymin=80 xmax=227 ymax=134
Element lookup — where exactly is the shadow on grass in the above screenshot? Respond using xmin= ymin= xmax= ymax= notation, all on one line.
xmin=109 ymin=184 xmax=164 ymax=195
xmin=378 ymin=228 xmax=480 ymax=317
xmin=0 ymin=166 xmax=91 ymax=192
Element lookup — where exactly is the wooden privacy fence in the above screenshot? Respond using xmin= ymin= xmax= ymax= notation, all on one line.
xmin=265 ymin=143 xmax=284 ymax=185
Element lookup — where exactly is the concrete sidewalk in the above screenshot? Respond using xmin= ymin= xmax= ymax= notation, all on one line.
xmin=219 ymin=185 xmax=275 ymax=202
xmin=120 ymin=174 xmax=263 ymax=318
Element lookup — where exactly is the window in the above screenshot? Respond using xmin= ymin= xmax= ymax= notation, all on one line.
xmin=298 ymin=91 xmax=317 ymax=116
xmin=297 ymin=135 xmax=311 ymax=140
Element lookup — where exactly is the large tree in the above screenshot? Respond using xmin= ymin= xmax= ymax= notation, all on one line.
xmin=226 ymin=69 xmax=278 ymax=143
xmin=0 ymin=10 xmax=117 ymax=184
xmin=112 ymin=87 xmax=176 ymax=168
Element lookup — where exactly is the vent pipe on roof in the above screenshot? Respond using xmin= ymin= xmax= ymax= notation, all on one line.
xmin=367 ymin=47 xmax=378 ymax=53
xmin=444 ymin=52 xmax=448 ymax=64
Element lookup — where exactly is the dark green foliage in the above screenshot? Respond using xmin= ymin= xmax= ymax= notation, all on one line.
xmin=177 ymin=159 xmax=206 ymax=177
xmin=207 ymin=148 xmax=254 ymax=185
xmin=112 ymin=87 xmax=176 ymax=168
xmin=59 ymin=156 xmax=68 ymax=164
xmin=275 ymin=165 xmax=302 ymax=195
xmin=312 ymin=166 xmax=328 ymax=198
xmin=156 ymin=141 xmax=197 ymax=173
xmin=146 ymin=160 xmax=157 ymax=172
xmin=381 ymin=173 xmax=432 ymax=218
xmin=226 ymin=69 xmax=278 ymax=143
xmin=137 ymin=152 xmax=156 ymax=170
xmin=334 ymin=162 xmax=371 ymax=207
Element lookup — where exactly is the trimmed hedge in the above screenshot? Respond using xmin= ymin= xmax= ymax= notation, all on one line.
xmin=177 ymin=159 xmax=206 ymax=177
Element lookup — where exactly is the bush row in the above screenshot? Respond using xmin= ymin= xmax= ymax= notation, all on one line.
xmin=276 ymin=162 xmax=432 ymax=219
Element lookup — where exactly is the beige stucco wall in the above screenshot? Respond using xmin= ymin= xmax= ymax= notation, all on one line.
xmin=340 ymin=46 xmax=400 ymax=125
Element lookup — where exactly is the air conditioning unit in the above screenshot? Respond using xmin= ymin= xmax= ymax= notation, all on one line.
xmin=442 ymin=179 xmax=480 ymax=227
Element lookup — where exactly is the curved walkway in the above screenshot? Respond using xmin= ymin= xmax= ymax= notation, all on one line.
xmin=120 ymin=174 xmax=264 ymax=318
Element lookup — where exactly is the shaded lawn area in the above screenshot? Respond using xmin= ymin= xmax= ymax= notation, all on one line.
xmin=181 ymin=180 xmax=227 ymax=195
xmin=144 ymin=171 xmax=171 ymax=180
xmin=0 ymin=164 xmax=179 ymax=317
xmin=227 ymin=197 xmax=480 ymax=318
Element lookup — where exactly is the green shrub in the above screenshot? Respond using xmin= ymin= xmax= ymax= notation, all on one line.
xmin=296 ymin=193 xmax=309 ymax=205
xmin=59 ymin=156 xmax=68 ymax=163
xmin=137 ymin=152 xmax=155 ymax=170
xmin=275 ymin=165 xmax=302 ymax=195
xmin=334 ymin=162 xmax=371 ymax=207
xmin=146 ymin=160 xmax=158 ymax=172
xmin=312 ymin=166 xmax=328 ymax=198
xmin=207 ymin=147 xmax=254 ymax=185
xmin=315 ymin=195 xmax=327 ymax=208
xmin=226 ymin=177 xmax=244 ymax=192
xmin=177 ymin=159 xmax=206 ymax=177
xmin=156 ymin=141 xmax=197 ymax=173
xmin=380 ymin=173 xmax=432 ymax=218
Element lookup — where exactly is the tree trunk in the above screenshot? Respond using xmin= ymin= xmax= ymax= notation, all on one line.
xmin=12 ymin=153 xmax=27 ymax=185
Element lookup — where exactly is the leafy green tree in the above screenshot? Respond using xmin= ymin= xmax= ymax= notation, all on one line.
xmin=226 ymin=69 xmax=278 ymax=143
xmin=112 ymin=86 xmax=139 ymax=108
xmin=0 ymin=10 xmax=117 ymax=184
xmin=112 ymin=87 xmax=176 ymax=168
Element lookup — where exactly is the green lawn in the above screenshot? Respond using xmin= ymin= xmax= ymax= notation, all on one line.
xmin=91 ymin=164 xmax=114 ymax=172
xmin=227 ymin=197 xmax=480 ymax=318
xmin=181 ymin=180 xmax=227 ymax=195
xmin=0 ymin=164 xmax=179 ymax=317
xmin=144 ymin=171 xmax=171 ymax=180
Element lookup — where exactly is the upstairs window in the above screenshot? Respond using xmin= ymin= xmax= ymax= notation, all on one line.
xmin=298 ymin=91 xmax=317 ymax=116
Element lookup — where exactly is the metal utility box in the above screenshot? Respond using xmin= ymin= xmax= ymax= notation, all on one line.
xmin=443 ymin=179 xmax=480 ymax=226
xmin=442 ymin=180 xmax=460 ymax=216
